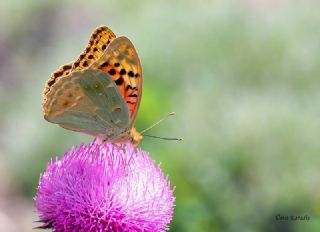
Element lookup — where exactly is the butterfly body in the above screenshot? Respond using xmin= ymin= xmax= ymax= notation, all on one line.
xmin=43 ymin=26 xmax=143 ymax=146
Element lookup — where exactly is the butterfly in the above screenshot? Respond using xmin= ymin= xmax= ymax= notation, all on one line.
xmin=42 ymin=26 xmax=143 ymax=146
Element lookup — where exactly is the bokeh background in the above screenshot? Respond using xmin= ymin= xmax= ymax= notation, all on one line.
xmin=1 ymin=0 xmax=320 ymax=231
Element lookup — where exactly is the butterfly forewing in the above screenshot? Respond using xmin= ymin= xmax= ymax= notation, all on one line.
xmin=43 ymin=62 xmax=73 ymax=96
xmin=43 ymin=26 xmax=116 ymax=104
xmin=71 ymin=26 xmax=116 ymax=72
xmin=89 ymin=36 xmax=143 ymax=125
xmin=43 ymin=69 xmax=130 ymax=136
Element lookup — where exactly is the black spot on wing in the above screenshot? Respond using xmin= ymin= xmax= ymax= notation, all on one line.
xmin=63 ymin=65 xmax=72 ymax=70
xmin=126 ymin=85 xmax=137 ymax=91
xmin=115 ymin=76 xmax=124 ymax=85
xmin=108 ymin=69 xmax=116 ymax=75
xmin=128 ymin=71 xmax=134 ymax=77
xmin=101 ymin=62 xmax=109 ymax=67
xmin=54 ymin=71 xmax=63 ymax=78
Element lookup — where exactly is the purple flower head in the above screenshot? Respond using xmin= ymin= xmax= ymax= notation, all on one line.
xmin=35 ymin=142 xmax=175 ymax=232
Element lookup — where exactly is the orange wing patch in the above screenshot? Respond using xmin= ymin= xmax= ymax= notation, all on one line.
xmin=71 ymin=26 xmax=116 ymax=71
xmin=89 ymin=36 xmax=143 ymax=121
xmin=43 ymin=26 xmax=116 ymax=111
xmin=44 ymin=62 xmax=73 ymax=96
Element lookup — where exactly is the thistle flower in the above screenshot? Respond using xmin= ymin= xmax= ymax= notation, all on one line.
xmin=34 ymin=142 xmax=175 ymax=232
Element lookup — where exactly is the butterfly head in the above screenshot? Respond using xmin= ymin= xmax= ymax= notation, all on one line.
xmin=130 ymin=127 xmax=143 ymax=146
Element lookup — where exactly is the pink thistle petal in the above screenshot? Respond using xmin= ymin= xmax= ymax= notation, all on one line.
xmin=34 ymin=142 xmax=175 ymax=232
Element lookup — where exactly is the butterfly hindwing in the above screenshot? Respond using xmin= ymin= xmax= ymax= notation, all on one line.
xmin=89 ymin=36 xmax=143 ymax=125
xmin=43 ymin=69 xmax=130 ymax=136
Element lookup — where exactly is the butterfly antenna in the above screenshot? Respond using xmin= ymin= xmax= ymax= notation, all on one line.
xmin=144 ymin=134 xmax=183 ymax=141
xmin=140 ymin=112 xmax=176 ymax=134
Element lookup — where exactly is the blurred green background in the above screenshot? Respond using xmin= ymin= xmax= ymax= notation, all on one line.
xmin=1 ymin=0 xmax=320 ymax=231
